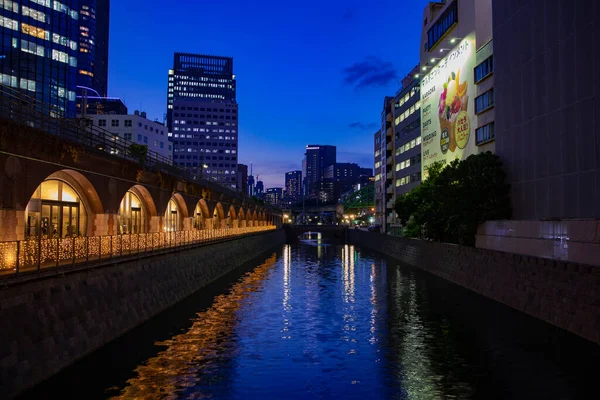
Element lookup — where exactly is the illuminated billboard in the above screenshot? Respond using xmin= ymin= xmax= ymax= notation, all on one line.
xmin=420 ymin=33 xmax=476 ymax=179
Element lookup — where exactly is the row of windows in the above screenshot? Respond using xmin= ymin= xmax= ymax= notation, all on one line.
xmin=476 ymin=122 xmax=495 ymax=145
xmin=396 ymin=172 xmax=422 ymax=187
xmin=475 ymin=89 xmax=494 ymax=114
xmin=397 ymin=117 xmax=421 ymax=139
xmin=173 ymin=107 xmax=236 ymax=113
xmin=173 ymin=141 xmax=236 ymax=147
xmin=395 ymin=154 xmax=422 ymax=172
xmin=0 ymin=72 xmax=36 ymax=92
xmin=174 ymin=120 xmax=237 ymax=127
xmin=426 ymin=1 xmax=457 ymax=51
xmin=395 ymin=86 xmax=419 ymax=109
xmin=174 ymin=155 xmax=237 ymax=161
xmin=2 ymin=0 xmax=78 ymax=19
xmin=173 ymin=134 xmax=235 ymax=140
xmin=396 ymin=136 xmax=422 ymax=156
xmin=475 ymin=56 xmax=494 ymax=83
xmin=174 ymin=148 xmax=238 ymax=155
xmin=95 ymin=119 xmax=166 ymax=135
xmin=395 ymin=101 xmax=421 ymax=126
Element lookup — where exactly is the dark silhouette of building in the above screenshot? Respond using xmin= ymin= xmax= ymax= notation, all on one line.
xmin=237 ymin=164 xmax=248 ymax=194
xmin=1 ymin=1 xmax=81 ymax=115
xmin=255 ymin=180 xmax=264 ymax=196
xmin=77 ymin=97 xmax=127 ymax=116
xmin=284 ymin=170 xmax=302 ymax=204
xmin=302 ymin=145 xmax=336 ymax=201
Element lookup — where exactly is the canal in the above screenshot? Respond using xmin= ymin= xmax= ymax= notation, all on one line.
xmin=21 ymin=233 xmax=599 ymax=399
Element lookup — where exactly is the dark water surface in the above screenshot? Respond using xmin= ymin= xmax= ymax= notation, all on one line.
xmin=22 ymin=234 xmax=599 ymax=399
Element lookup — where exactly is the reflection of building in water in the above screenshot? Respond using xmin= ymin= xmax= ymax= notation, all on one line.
xmin=341 ymin=244 xmax=357 ymax=354
xmin=282 ymin=245 xmax=292 ymax=338
xmin=112 ymin=254 xmax=277 ymax=399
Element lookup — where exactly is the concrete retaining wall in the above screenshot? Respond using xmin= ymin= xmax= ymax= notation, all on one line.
xmin=348 ymin=230 xmax=600 ymax=344
xmin=0 ymin=229 xmax=286 ymax=399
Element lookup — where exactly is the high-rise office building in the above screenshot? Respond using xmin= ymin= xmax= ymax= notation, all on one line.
xmin=1 ymin=1 xmax=81 ymax=116
xmin=302 ymin=145 xmax=336 ymax=201
xmin=171 ymin=98 xmax=238 ymax=187
xmin=167 ymin=53 xmax=238 ymax=188
xmin=284 ymin=170 xmax=302 ymax=204
xmin=324 ymin=163 xmax=363 ymax=202
xmin=76 ymin=0 xmax=110 ymax=99
xmin=265 ymin=188 xmax=283 ymax=208
xmin=167 ymin=53 xmax=236 ymax=137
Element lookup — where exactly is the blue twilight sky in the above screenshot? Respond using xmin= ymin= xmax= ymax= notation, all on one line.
xmin=108 ymin=0 xmax=430 ymax=188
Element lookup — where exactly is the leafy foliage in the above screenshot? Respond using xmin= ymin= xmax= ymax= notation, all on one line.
xmin=394 ymin=152 xmax=511 ymax=245
xmin=129 ymin=143 xmax=148 ymax=165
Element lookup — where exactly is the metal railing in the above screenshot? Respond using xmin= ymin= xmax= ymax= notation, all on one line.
xmin=0 ymin=226 xmax=276 ymax=278
xmin=0 ymin=84 xmax=243 ymax=199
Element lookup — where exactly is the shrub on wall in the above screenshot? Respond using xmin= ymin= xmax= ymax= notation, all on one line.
xmin=394 ymin=151 xmax=511 ymax=246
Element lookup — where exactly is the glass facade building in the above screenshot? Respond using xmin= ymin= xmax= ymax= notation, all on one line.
xmin=76 ymin=0 xmax=110 ymax=111
xmin=1 ymin=0 xmax=81 ymax=116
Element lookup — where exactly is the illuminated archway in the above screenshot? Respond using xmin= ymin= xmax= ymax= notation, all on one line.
xmin=118 ymin=190 xmax=147 ymax=234
xmin=193 ymin=201 xmax=206 ymax=230
xmin=164 ymin=194 xmax=188 ymax=232
xmin=26 ymin=179 xmax=87 ymax=238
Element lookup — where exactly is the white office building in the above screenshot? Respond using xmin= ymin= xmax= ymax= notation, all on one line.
xmin=89 ymin=111 xmax=173 ymax=162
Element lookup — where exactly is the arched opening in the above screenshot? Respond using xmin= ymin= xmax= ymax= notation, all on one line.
xmin=212 ymin=206 xmax=220 ymax=229
xmin=26 ymin=179 xmax=87 ymax=238
xmin=228 ymin=205 xmax=236 ymax=228
xmin=118 ymin=190 xmax=147 ymax=234
xmin=164 ymin=198 xmax=181 ymax=232
xmin=193 ymin=203 xmax=204 ymax=230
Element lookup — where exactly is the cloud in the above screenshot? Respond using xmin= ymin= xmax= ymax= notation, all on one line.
xmin=342 ymin=57 xmax=397 ymax=90
xmin=349 ymin=122 xmax=378 ymax=130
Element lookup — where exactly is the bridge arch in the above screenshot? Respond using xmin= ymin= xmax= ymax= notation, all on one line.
xmin=163 ymin=193 xmax=188 ymax=232
xmin=212 ymin=202 xmax=225 ymax=229
xmin=117 ymin=185 xmax=156 ymax=234
xmin=25 ymin=169 xmax=103 ymax=238
xmin=193 ymin=199 xmax=209 ymax=230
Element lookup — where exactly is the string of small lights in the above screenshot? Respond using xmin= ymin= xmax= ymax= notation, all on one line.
xmin=0 ymin=226 xmax=276 ymax=275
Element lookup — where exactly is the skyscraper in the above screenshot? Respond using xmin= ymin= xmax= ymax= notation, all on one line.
xmin=1 ymin=0 xmax=81 ymax=116
xmin=284 ymin=170 xmax=302 ymax=204
xmin=302 ymin=145 xmax=336 ymax=201
xmin=167 ymin=53 xmax=236 ymax=137
xmin=76 ymin=0 xmax=110 ymax=99
xmin=167 ymin=53 xmax=238 ymax=188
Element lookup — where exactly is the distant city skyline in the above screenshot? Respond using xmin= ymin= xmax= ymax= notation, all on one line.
xmin=107 ymin=0 xmax=431 ymax=187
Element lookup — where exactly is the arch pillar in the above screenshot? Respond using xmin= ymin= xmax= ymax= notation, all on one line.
xmin=0 ymin=209 xmax=26 ymax=241
xmin=93 ymin=213 xmax=118 ymax=236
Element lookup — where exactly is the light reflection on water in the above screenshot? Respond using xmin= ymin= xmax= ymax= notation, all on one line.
xmin=24 ymin=235 xmax=600 ymax=400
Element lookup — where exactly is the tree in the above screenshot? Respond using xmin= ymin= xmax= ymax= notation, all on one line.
xmin=129 ymin=143 xmax=148 ymax=165
xmin=394 ymin=152 xmax=511 ymax=245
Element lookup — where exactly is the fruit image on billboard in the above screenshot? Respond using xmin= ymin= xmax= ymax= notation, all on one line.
xmin=421 ymin=33 xmax=476 ymax=179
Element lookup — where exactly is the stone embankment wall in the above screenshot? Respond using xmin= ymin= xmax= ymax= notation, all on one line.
xmin=0 ymin=229 xmax=286 ymax=399
xmin=348 ymin=230 xmax=599 ymax=345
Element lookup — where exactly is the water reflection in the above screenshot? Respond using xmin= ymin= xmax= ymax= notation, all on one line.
xmin=107 ymin=254 xmax=278 ymax=399
xmin=27 ymin=240 xmax=600 ymax=400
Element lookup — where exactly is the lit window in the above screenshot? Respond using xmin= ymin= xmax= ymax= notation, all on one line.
xmin=0 ymin=16 xmax=18 ymax=33
xmin=22 ymin=22 xmax=48 ymax=40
